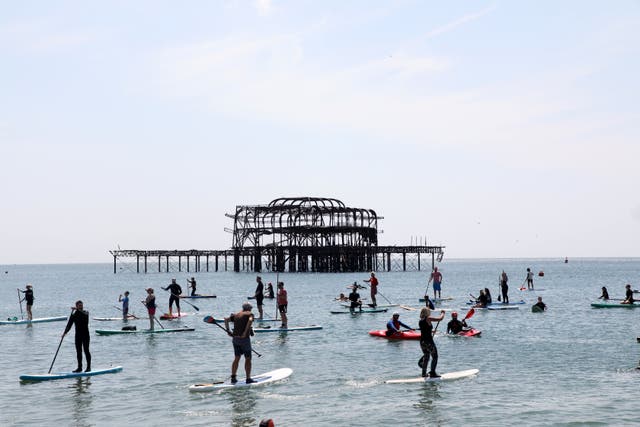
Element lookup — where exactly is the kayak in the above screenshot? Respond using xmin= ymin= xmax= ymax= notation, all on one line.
xmin=0 ymin=316 xmax=67 ymax=325
xmin=253 ymin=325 xmax=323 ymax=333
xmin=180 ymin=295 xmax=216 ymax=299
xmin=591 ymin=302 xmax=639 ymax=308
xmin=385 ymin=368 xmax=479 ymax=384
xmin=20 ymin=366 xmax=123 ymax=382
xmin=96 ymin=327 xmax=195 ymax=335
xmin=189 ymin=367 xmax=292 ymax=392
xmin=418 ymin=297 xmax=453 ymax=303
xmin=330 ymin=308 xmax=388 ymax=314
xmin=369 ymin=329 xmax=420 ymax=340
xmin=159 ymin=313 xmax=190 ymax=320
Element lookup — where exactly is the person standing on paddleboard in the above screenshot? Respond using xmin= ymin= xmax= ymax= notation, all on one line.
xmin=419 ymin=307 xmax=445 ymax=378
xmin=348 ymin=284 xmax=362 ymax=313
xmin=446 ymin=311 xmax=468 ymax=335
xmin=525 ymin=268 xmax=534 ymax=290
xmin=254 ymin=276 xmax=265 ymax=319
xmin=118 ymin=291 xmax=130 ymax=320
xmin=224 ymin=302 xmax=255 ymax=384
xmin=162 ymin=279 xmax=182 ymax=316
xmin=428 ymin=267 xmax=443 ymax=300
xmin=19 ymin=284 xmax=34 ymax=320
xmin=144 ymin=288 xmax=157 ymax=330
xmin=187 ymin=277 xmax=197 ymax=296
xmin=63 ymin=300 xmax=91 ymax=373
xmin=386 ymin=312 xmax=413 ymax=337
xmin=277 ymin=282 xmax=288 ymax=329
xmin=500 ymin=271 xmax=509 ymax=304
xmin=363 ymin=272 xmax=378 ymax=307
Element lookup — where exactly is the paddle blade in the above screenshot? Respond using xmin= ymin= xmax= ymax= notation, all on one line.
xmin=464 ymin=308 xmax=475 ymax=320
xmin=203 ymin=315 xmax=215 ymax=324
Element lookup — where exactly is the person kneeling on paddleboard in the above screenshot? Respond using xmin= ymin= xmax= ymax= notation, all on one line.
xmin=386 ymin=312 xmax=412 ymax=337
xmin=225 ymin=302 xmax=255 ymax=384
xmin=349 ymin=285 xmax=362 ymax=313
xmin=446 ymin=312 xmax=468 ymax=335
xmin=419 ymin=308 xmax=445 ymax=378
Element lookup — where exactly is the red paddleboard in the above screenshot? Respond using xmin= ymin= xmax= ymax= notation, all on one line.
xmin=369 ymin=329 xmax=420 ymax=340
xmin=159 ymin=313 xmax=188 ymax=320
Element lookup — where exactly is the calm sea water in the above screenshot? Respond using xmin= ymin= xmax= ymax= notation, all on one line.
xmin=1 ymin=258 xmax=639 ymax=426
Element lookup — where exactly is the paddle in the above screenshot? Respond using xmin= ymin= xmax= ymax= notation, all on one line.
xmin=140 ymin=301 xmax=165 ymax=329
xmin=49 ymin=309 xmax=73 ymax=373
xmin=203 ymin=315 xmax=262 ymax=358
xmin=113 ymin=305 xmax=139 ymax=320
xmin=377 ymin=290 xmax=394 ymax=305
xmin=162 ymin=288 xmax=199 ymax=311
xmin=17 ymin=288 xmax=23 ymax=320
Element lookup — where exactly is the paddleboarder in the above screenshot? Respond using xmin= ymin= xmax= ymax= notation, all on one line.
xmin=224 ymin=302 xmax=255 ymax=384
xmin=446 ymin=311 xmax=468 ymax=335
xmin=500 ymin=270 xmax=509 ymax=304
xmin=277 ymin=282 xmax=288 ymax=328
xmin=622 ymin=284 xmax=634 ymax=304
xmin=266 ymin=282 xmax=275 ymax=298
xmin=187 ymin=277 xmax=197 ymax=296
xmin=254 ymin=276 xmax=265 ymax=320
xmin=386 ymin=312 xmax=413 ymax=337
xmin=525 ymin=268 xmax=534 ymax=290
xmin=532 ymin=296 xmax=547 ymax=311
xmin=363 ymin=272 xmax=378 ymax=308
xmin=143 ymin=288 xmax=157 ymax=330
xmin=473 ymin=289 xmax=488 ymax=308
xmin=18 ymin=284 xmax=34 ymax=320
xmin=118 ymin=291 xmax=130 ymax=320
xmin=418 ymin=307 xmax=445 ymax=378
xmin=63 ymin=300 xmax=91 ymax=373
xmin=161 ymin=279 xmax=182 ymax=316
xmin=428 ymin=267 xmax=443 ymax=300
xmin=424 ymin=295 xmax=435 ymax=310
xmin=484 ymin=287 xmax=493 ymax=304
xmin=348 ymin=284 xmax=362 ymax=313
xmin=598 ymin=286 xmax=610 ymax=300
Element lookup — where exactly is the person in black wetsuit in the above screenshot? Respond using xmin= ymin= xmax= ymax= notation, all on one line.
xmin=500 ymin=270 xmax=509 ymax=304
xmin=63 ymin=300 xmax=91 ymax=372
xmin=187 ymin=277 xmax=197 ymax=296
xmin=446 ymin=311 xmax=468 ymax=335
xmin=532 ymin=296 xmax=547 ymax=311
xmin=423 ymin=295 xmax=435 ymax=310
xmin=622 ymin=284 xmax=635 ymax=304
xmin=266 ymin=283 xmax=275 ymax=299
xmin=598 ymin=287 xmax=610 ymax=300
xmin=161 ymin=279 xmax=182 ymax=316
xmin=473 ymin=289 xmax=488 ymax=308
xmin=484 ymin=288 xmax=492 ymax=305
xmin=254 ymin=276 xmax=264 ymax=319
xmin=19 ymin=284 xmax=34 ymax=320
xmin=418 ymin=307 xmax=445 ymax=378
xmin=349 ymin=285 xmax=362 ymax=312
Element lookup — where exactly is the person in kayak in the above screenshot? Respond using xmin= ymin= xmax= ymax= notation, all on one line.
xmin=277 ymin=282 xmax=288 ymax=329
xmin=532 ymin=296 xmax=547 ymax=311
xmin=446 ymin=311 xmax=468 ymax=335
xmin=363 ymin=272 xmax=378 ymax=307
xmin=423 ymin=295 xmax=435 ymax=310
xmin=484 ymin=288 xmax=493 ymax=304
xmin=224 ymin=302 xmax=255 ymax=384
xmin=118 ymin=291 xmax=130 ymax=320
xmin=187 ymin=277 xmax=197 ymax=296
xmin=428 ymin=267 xmax=443 ymax=300
xmin=143 ymin=288 xmax=157 ymax=330
xmin=525 ymin=268 xmax=534 ymax=290
xmin=500 ymin=270 xmax=509 ymax=303
xmin=161 ymin=279 xmax=182 ymax=316
xmin=598 ymin=287 xmax=610 ymax=300
xmin=386 ymin=312 xmax=413 ymax=337
xmin=254 ymin=276 xmax=265 ymax=319
xmin=63 ymin=300 xmax=91 ymax=373
xmin=348 ymin=285 xmax=362 ymax=312
xmin=622 ymin=284 xmax=635 ymax=304
xmin=18 ymin=284 xmax=34 ymax=320
xmin=418 ymin=307 xmax=445 ymax=378
xmin=266 ymin=282 xmax=275 ymax=299
xmin=473 ymin=289 xmax=488 ymax=308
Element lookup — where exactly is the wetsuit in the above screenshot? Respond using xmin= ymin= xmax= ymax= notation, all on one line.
xmin=625 ymin=288 xmax=634 ymax=304
xmin=23 ymin=289 xmax=34 ymax=307
xmin=500 ymin=277 xmax=509 ymax=304
xmin=163 ymin=283 xmax=182 ymax=313
xmin=533 ymin=302 xmax=546 ymax=311
xmin=419 ymin=318 xmax=438 ymax=377
xmin=424 ymin=297 xmax=435 ymax=310
xmin=188 ymin=279 xmax=197 ymax=296
xmin=447 ymin=319 xmax=467 ymax=334
xmin=255 ymin=280 xmax=264 ymax=308
xmin=64 ymin=309 xmax=91 ymax=371
xmin=348 ymin=290 xmax=361 ymax=311
xmin=477 ymin=293 xmax=488 ymax=308
xmin=266 ymin=285 xmax=274 ymax=299
xmin=386 ymin=318 xmax=411 ymax=336
xmin=484 ymin=290 xmax=492 ymax=304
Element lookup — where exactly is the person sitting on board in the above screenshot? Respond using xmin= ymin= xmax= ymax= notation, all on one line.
xmin=532 ymin=296 xmax=547 ymax=312
xmin=363 ymin=272 xmax=378 ymax=308
xmin=621 ymin=284 xmax=635 ymax=304
xmin=224 ymin=302 xmax=255 ymax=384
xmin=63 ymin=300 xmax=91 ymax=373
xmin=277 ymin=282 xmax=287 ymax=329
xmin=385 ymin=312 xmax=413 ymax=337
xmin=525 ymin=268 xmax=534 ymax=290
xmin=423 ymin=295 xmax=435 ymax=310
xmin=484 ymin=287 xmax=493 ymax=305
xmin=598 ymin=287 xmax=610 ymax=300
xmin=254 ymin=276 xmax=265 ymax=320
xmin=266 ymin=282 xmax=275 ymax=299
xmin=187 ymin=277 xmax=197 ymax=296
xmin=473 ymin=289 xmax=488 ymax=308
xmin=348 ymin=285 xmax=362 ymax=312
xmin=161 ymin=279 xmax=182 ymax=316
xmin=446 ymin=312 xmax=468 ymax=335
xmin=428 ymin=267 xmax=443 ymax=300
xmin=19 ymin=284 xmax=34 ymax=320
xmin=419 ymin=307 xmax=445 ymax=378
xmin=118 ymin=291 xmax=130 ymax=320
xmin=143 ymin=288 xmax=157 ymax=330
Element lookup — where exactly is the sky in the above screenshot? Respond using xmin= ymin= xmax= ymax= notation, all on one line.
xmin=1 ymin=1 xmax=639 ymax=264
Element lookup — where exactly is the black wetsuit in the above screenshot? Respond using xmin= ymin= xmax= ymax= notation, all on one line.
xmin=23 ymin=289 xmax=34 ymax=306
xmin=255 ymin=280 xmax=264 ymax=307
xmin=164 ymin=283 xmax=182 ymax=311
xmin=626 ymin=288 xmax=634 ymax=304
xmin=447 ymin=319 xmax=466 ymax=334
xmin=478 ymin=293 xmax=488 ymax=307
xmin=64 ymin=310 xmax=91 ymax=371
xmin=500 ymin=280 xmax=509 ymax=303
xmin=349 ymin=290 xmax=361 ymax=311
xmin=419 ymin=318 xmax=438 ymax=376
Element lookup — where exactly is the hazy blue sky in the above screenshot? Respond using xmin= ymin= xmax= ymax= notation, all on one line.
xmin=1 ymin=1 xmax=639 ymax=264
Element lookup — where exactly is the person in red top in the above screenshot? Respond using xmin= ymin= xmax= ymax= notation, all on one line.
xmin=277 ymin=282 xmax=288 ymax=328
xmin=363 ymin=272 xmax=379 ymax=307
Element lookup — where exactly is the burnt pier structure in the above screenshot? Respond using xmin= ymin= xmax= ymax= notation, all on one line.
xmin=110 ymin=197 xmax=444 ymax=273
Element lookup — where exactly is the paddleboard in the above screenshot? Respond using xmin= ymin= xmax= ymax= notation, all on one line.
xmin=330 ymin=308 xmax=388 ymax=314
xmin=96 ymin=327 xmax=195 ymax=335
xmin=247 ymin=296 xmax=275 ymax=299
xmin=0 ymin=316 xmax=67 ymax=325
xmin=591 ymin=302 xmax=639 ymax=308
xmin=93 ymin=316 xmax=141 ymax=321
xmin=253 ymin=325 xmax=322 ymax=333
xmin=159 ymin=313 xmax=190 ymax=320
xmin=189 ymin=367 xmax=292 ymax=392
xmin=340 ymin=303 xmax=399 ymax=309
xmin=487 ymin=305 xmax=520 ymax=310
xmin=520 ymin=288 xmax=545 ymax=291
xmin=419 ymin=297 xmax=453 ymax=303
xmin=369 ymin=329 xmax=420 ymax=340
xmin=385 ymin=368 xmax=479 ymax=384
xmin=466 ymin=300 xmax=526 ymax=305
xmin=180 ymin=295 xmax=217 ymax=299
xmin=20 ymin=366 xmax=123 ymax=382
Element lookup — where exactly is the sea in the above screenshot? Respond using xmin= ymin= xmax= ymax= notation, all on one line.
xmin=1 ymin=258 xmax=639 ymax=426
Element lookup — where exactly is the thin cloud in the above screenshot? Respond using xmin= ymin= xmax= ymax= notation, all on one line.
xmin=425 ymin=4 xmax=497 ymax=40
xmin=256 ymin=0 xmax=273 ymax=16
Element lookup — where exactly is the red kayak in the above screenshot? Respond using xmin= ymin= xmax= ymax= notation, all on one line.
xmin=369 ymin=330 xmax=420 ymax=340
xmin=454 ymin=328 xmax=481 ymax=337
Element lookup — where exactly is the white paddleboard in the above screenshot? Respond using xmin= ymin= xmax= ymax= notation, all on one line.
xmin=385 ymin=368 xmax=479 ymax=384
xmin=189 ymin=368 xmax=292 ymax=392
